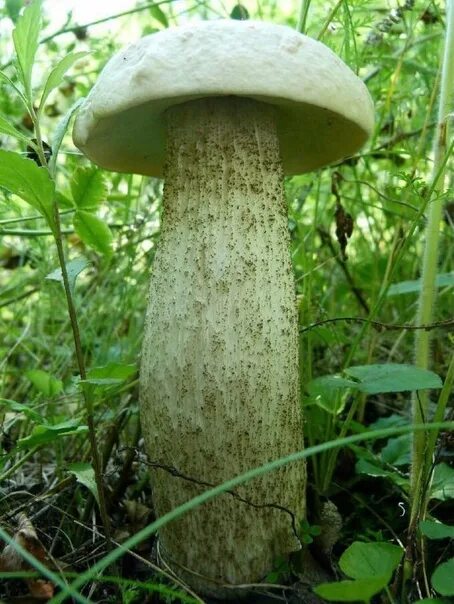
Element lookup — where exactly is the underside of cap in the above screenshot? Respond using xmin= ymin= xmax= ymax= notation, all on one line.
xmin=73 ymin=20 xmax=374 ymax=177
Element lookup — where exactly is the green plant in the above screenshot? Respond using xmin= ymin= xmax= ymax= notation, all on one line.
xmin=410 ymin=0 xmax=454 ymax=534
xmin=0 ymin=0 xmax=112 ymax=545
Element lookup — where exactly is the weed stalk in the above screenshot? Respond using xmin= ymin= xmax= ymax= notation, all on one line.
xmin=410 ymin=0 xmax=454 ymax=528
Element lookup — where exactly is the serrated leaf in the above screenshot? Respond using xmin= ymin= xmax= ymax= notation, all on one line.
xmin=12 ymin=0 xmax=43 ymax=99
xmin=50 ymin=97 xmax=85 ymax=175
xmin=432 ymin=558 xmax=454 ymax=596
xmin=150 ymin=4 xmax=168 ymax=27
xmin=314 ymin=577 xmax=387 ymax=602
xmin=430 ymin=463 xmax=454 ymax=501
xmin=344 ymin=364 xmax=442 ymax=394
xmin=339 ymin=541 xmax=403 ymax=581
xmin=74 ymin=210 xmax=112 ymax=256
xmin=17 ymin=420 xmax=87 ymax=449
xmin=39 ymin=51 xmax=88 ymax=112
xmin=67 ymin=462 xmax=99 ymax=505
xmin=0 ymin=398 xmax=43 ymax=422
xmin=45 ymin=257 xmax=91 ymax=293
xmin=70 ymin=167 xmax=106 ymax=210
xmin=420 ymin=520 xmax=454 ymax=540
xmin=25 ymin=369 xmax=63 ymax=397
xmin=230 ymin=4 xmax=249 ymax=19
xmin=0 ymin=149 xmax=55 ymax=230
xmin=0 ymin=113 xmax=30 ymax=143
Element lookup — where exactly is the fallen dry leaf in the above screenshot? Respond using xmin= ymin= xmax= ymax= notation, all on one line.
xmin=0 ymin=514 xmax=54 ymax=600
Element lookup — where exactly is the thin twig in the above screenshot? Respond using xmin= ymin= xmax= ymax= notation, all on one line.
xmin=300 ymin=316 xmax=454 ymax=333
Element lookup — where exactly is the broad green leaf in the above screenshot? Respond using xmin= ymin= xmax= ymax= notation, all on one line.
xmin=430 ymin=463 xmax=454 ymax=501
xmin=150 ymin=4 xmax=168 ymax=27
xmin=381 ymin=434 xmax=411 ymax=466
xmin=18 ymin=420 xmax=88 ymax=449
xmin=339 ymin=541 xmax=403 ymax=581
xmin=0 ymin=113 xmax=30 ymax=143
xmin=46 ymin=257 xmax=90 ymax=293
xmin=71 ymin=167 xmax=106 ymax=210
xmin=0 ymin=149 xmax=55 ymax=230
xmin=85 ymin=362 xmax=137 ymax=386
xmin=388 ymin=272 xmax=454 ymax=296
xmin=67 ymin=462 xmax=99 ymax=505
xmin=305 ymin=375 xmax=355 ymax=414
xmin=432 ymin=558 xmax=454 ymax=596
xmin=355 ymin=457 xmax=409 ymax=488
xmin=6 ymin=0 xmax=23 ymax=22
xmin=0 ymin=398 xmax=43 ymax=422
xmin=39 ymin=52 xmax=88 ymax=112
xmin=314 ymin=577 xmax=387 ymax=602
xmin=74 ymin=211 xmax=113 ymax=256
xmin=26 ymin=369 xmax=63 ymax=396
xmin=344 ymin=364 xmax=442 ymax=394
xmin=230 ymin=4 xmax=249 ymax=19
xmin=12 ymin=0 xmax=43 ymax=99
xmin=50 ymin=97 xmax=85 ymax=175
xmin=420 ymin=520 xmax=454 ymax=540
xmin=369 ymin=414 xmax=407 ymax=430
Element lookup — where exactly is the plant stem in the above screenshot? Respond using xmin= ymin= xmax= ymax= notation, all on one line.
xmin=410 ymin=0 xmax=454 ymax=525
xmin=0 ymin=447 xmax=38 ymax=482
xmin=297 ymin=0 xmax=311 ymax=33
xmin=52 ymin=204 xmax=113 ymax=548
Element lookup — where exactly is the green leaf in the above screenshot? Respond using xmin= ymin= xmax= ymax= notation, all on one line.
xmin=430 ymin=463 xmax=454 ymax=501
xmin=70 ymin=167 xmax=106 ymax=210
xmin=45 ymin=257 xmax=91 ymax=293
xmin=74 ymin=211 xmax=113 ymax=256
xmin=432 ymin=558 xmax=454 ymax=596
xmin=388 ymin=272 xmax=454 ymax=296
xmin=339 ymin=541 xmax=403 ymax=581
xmin=305 ymin=375 xmax=355 ymax=414
xmin=0 ymin=149 xmax=55 ymax=230
xmin=85 ymin=362 xmax=137 ymax=386
xmin=25 ymin=369 xmax=63 ymax=397
xmin=6 ymin=0 xmax=23 ymax=22
xmin=17 ymin=420 xmax=88 ymax=449
xmin=50 ymin=97 xmax=85 ymax=175
xmin=12 ymin=0 xmax=43 ymax=99
xmin=344 ymin=363 xmax=442 ymax=394
xmin=420 ymin=520 xmax=454 ymax=540
xmin=39 ymin=51 xmax=88 ymax=112
xmin=381 ymin=434 xmax=411 ymax=466
xmin=355 ymin=457 xmax=408 ymax=488
xmin=230 ymin=4 xmax=249 ymax=19
xmin=67 ymin=462 xmax=99 ymax=505
xmin=0 ymin=69 xmax=30 ymax=110
xmin=0 ymin=113 xmax=30 ymax=143
xmin=150 ymin=4 xmax=168 ymax=27
xmin=314 ymin=577 xmax=387 ymax=602
xmin=416 ymin=599 xmax=451 ymax=604
xmin=0 ymin=398 xmax=43 ymax=422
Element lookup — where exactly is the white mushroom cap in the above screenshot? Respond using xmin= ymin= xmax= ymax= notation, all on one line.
xmin=73 ymin=20 xmax=374 ymax=177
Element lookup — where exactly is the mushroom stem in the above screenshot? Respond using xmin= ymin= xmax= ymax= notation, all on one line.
xmin=140 ymin=97 xmax=305 ymax=596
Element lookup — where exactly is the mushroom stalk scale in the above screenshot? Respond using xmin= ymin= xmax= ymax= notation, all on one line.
xmin=73 ymin=18 xmax=374 ymax=598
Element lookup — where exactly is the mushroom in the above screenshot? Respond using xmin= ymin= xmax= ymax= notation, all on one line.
xmin=73 ymin=19 xmax=374 ymax=597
